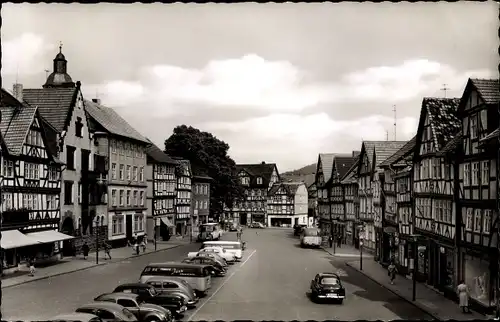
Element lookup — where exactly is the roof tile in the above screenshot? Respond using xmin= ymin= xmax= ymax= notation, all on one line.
xmin=471 ymin=78 xmax=500 ymax=104
xmin=363 ymin=141 xmax=408 ymax=168
xmin=145 ymin=140 xmax=177 ymax=164
xmin=236 ymin=163 xmax=278 ymax=188
xmin=379 ymin=136 xmax=416 ymax=168
xmin=424 ymin=97 xmax=461 ymax=150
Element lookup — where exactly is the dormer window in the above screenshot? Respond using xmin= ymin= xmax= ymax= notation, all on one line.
xmin=257 ymin=177 xmax=263 ymax=185
xmin=75 ymin=117 xmax=83 ymax=138
xmin=241 ymin=177 xmax=250 ymax=185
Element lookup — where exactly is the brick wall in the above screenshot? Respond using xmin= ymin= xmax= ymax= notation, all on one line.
xmin=72 ymin=226 xmax=109 ymax=254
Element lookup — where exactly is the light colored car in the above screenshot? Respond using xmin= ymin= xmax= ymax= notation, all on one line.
xmin=201 ymin=241 xmax=243 ymax=261
xmin=301 ymin=228 xmax=322 ymax=248
xmin=188 ymin=246 xmax=236 ymax=263
xmin=75 ymin=302 xmax=138 ymax=322
xmin=51 ymin=313 xmax=102 ymax=322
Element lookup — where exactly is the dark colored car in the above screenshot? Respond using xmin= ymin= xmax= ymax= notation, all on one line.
xmin=229 ymin=223 xmax=238 ymax=231
xmin=182 ymin=257 xmax=227 ymax=277
xmin=113 ymin=283 xmax=189 ymax=316
xmin=294 ymin=224 xmax=308 ymax=236
xmin=75 ymin=302 xmax=138 ymax=322
xmin=310 ymin=273 xmax=346 ymax=304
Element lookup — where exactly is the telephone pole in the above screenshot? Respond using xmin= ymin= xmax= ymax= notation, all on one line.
xmin=393 ymin=105 xmax=397 ymax=141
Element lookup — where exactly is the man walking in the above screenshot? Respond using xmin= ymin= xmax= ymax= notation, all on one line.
xmin=104 ymin=241 xmax=112 ymax=260
xmin=82 ymin=242 xmax=89 ymax=260
xmin=388 ymin=261 xmax=397 ymax=285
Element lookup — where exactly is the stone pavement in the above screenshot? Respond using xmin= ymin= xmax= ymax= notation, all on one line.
xmin=1 ymin=238 xmax=192 ymax=289
xmin=345 ymin=259 xmax=486 ymax=321
xmin=322 ymin=242 xmax=373 ymax=258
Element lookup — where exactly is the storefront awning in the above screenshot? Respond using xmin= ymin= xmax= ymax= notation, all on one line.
xmin=1 ymin=230 xmax=41 ymax=250
xmin=26 ymin=230 xmax=75 ymax=244
xmin=160 ymin=216 xmax=175 ymax=228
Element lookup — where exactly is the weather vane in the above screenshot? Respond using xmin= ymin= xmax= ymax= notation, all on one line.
xmin=59 ymin=41 xmax=63 ymax=53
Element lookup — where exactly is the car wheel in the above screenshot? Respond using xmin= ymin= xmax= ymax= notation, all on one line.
xmin=337 ymin=299 xmax=344 ymax=305
xmin=145 ymin=317 xmax=160 ymax=322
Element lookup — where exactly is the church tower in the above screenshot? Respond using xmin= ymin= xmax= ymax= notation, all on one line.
xmin=43 ymin=43 xmax=76 ymax=88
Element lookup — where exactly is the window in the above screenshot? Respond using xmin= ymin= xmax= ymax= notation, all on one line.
xmin=195 ymin=200 xmax=199 ymax=209
xmin=257 ymin=177 xmax=262 ymax=184
xmin=463 ymin=164 xmax=470 ymax=186
xmin=126 ymin=165 xmax=131 ymax=181
xmin=483 ymin=210 xmax=491 ymax=234
xmin=126 ymin=190 xmax=131 ymax=206
xmin=48 ymin=166 xmax=59 ymax=181
xmin=3 ymin=160 xmax=13 ymax=177
xmin=66 ymin=146 xmax=76 ymax=170
xmin=139 ymin=167 xmax=144 ymax=182
xmin=111 ymin=189 xmax=117 ymax=206
xmin=111 ymin=140 xmax=116 ymax=153
xmin=481 ymin=161 xmax=489 ymax=185
xmin=112 ymin=216 xmax=119 ymax=234
xmin=241 ymin=177 xmax=249 ymax=185
xmin=75 ymin=117 xmax=84 ymax=137
xmin=2 ymin=193 xmax=12 ymax=210
xmin=465 ymin=208 xmax=473 ymax=231
xmin=119 ymin=165 xmax=124 ymax=180
xmin=140 ymin=191 xmax=144 ymax=206
xmin=64 ymin=181 xmax=74 ymax=205
xmin=111 ymin=163 xmax=117 ymax=179
xmin=471 ymin=162 xmax=479 ymax=185
xmin=78 ymin=183 xmax=82 ymax=204
xmin=117 ymin=299 xmax=136 ymax=308
xmin=470 ymin=116 xmax=478 ymax=139
xmin=133 ymin=191 xmax=138 ymax=206
xmin=474 ymin=209 xmax=481 ymax=232
xmin=24 ymin=163 xmax=40 ymax=180
xmin=134 ymin=216 xmax=139 ymax=232
xmin=432 ymin=159 xmax=441 ymax=179
xmin=119 ymin=190 xmax=124 ymax=206
xmin=133 ymin=166 xmax=138 ymax=181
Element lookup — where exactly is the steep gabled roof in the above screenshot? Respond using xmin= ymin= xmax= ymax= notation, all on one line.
xmin=318 ymin=153 xmax=335 ymax=181
xmin=268 ymin=182 xmax=303 ymax=196
xmin=363 ymin=141 xmax=408 ymax=169
xmin=423 ymin=97 xmax=461 ymax=151
xmin=438 ymin=131 xmax=463 ymax=156
xmin=145 ymin=139 xmax=177 ymax=164
xmin=85 ymin=99 xmax=148 ymax=144
xmin=236 ymin=163 xmax=278 ymax=188
xmin=0 ymin=106 xmax=37 ymax=155
xmin=23 ymin=87 xmax=77 ymax=132
xmin=333 ymin=155 xmax=357 ymax=180
xmin=470 ymin=78 xmax=500 ymax=104
xmin=341 ymin=156 xmax=360 ymax=184
xmin=379 ymin=136 xmax=417 ymax=168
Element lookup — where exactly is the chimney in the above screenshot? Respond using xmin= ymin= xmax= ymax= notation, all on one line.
xmin=92 ymin=98 xmax=101 ymax=105
xmin=261 ymin=161 xmax=265 ymax=164
xmin=13 ymin=83 xmax=23 ymax=102
xmin=352 ymin=151 xmax=361 ymax=158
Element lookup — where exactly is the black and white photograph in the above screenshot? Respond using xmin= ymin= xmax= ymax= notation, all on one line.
xmin=0 ymin=2 xmax=498 ymax=321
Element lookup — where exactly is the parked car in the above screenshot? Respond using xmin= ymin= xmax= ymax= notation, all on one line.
xmin=51 ymin=313 xmax=102 ymax=322
xmin=113 ymin=283 xmax=188 ymax=316
xmin=201 ymin=241 xmax=244 ymax=261
xmin=75 ymin=302 xmax=138 ymax=322
xmin=195 ymin=252 xmax=228 ymax=268
xmin=250 ymin=222 xmax=265 ymax=229
xmin=188 ymin=246 xmax=236 ymax=263
xmin=182 ymin=257 xmax=227 ymax=277
xmin=94 ymin=292 xmax=175 ymax=321
xmin=294 ymin=224 xmax=308 ymax=236
xmin=141 ymin=276 xmax=198 ymax=308
xmin=229 ymin=223 xmax=238 ymax=231
xmin=310 ymin=273 xmax=346 ymax=304
xmin=301 ymin=228 xmax=322 ymax=248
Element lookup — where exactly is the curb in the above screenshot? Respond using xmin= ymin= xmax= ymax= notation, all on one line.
xmin=321 ymin=246 xmax=372 ymax=258
xmin=1 ymin=244 xmax=183 ymax=289
xmin=345 ymin=262 xmax=442 ymax=321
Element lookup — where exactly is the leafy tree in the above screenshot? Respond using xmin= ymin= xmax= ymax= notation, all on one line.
xmin=164 ymin=125 xmax=245 ymax=218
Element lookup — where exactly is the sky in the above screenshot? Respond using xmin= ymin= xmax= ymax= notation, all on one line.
xmin=2 ymin=3 xmax=498 ymax=172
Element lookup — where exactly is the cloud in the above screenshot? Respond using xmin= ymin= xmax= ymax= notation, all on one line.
xmin=2 ymin=33 xmax=55 ymax=76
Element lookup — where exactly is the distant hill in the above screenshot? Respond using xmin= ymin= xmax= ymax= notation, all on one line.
xmin=281 ymin=163 xmax=316 ymax=187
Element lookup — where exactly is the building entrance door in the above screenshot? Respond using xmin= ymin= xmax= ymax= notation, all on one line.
xmin=126 ymin=214 xmax=133 ymax=241
xmin=240 ymin=213 xmax=247 ymax=226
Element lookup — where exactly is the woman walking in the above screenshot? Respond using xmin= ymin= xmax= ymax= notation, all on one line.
xmin=388 ymin=262 xmax=397 ymax=285
xmin=457 ymin=280 xmax=471 ymax=313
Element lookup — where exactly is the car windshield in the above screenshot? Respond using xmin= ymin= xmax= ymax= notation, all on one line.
xmin=122 ymin=308 xmax=137 ymax=321
xmin=304 ymin=228 xmax=320 ymax=236
xmin=321 ymin=277 xmax=340 ymax=285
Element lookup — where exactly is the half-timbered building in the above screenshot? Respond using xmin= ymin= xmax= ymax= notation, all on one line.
xmin=357 ymin=141 xmax=407 ymax=255
xmin=145 ymin=141 xmax=177 ymax=241
xmin=191 ymin=164 xmax=213 ymax=228
xmin=267 ymin=182 xmax=308 ymax=227
xmin=341 ymin=157 xmax=360 ymax=247
xmin=232 ymin=162 xmax=280 ymax=226
xmin=330 ymin=154 xmax=357 ymax=243
xmin=455 ymin=79 xmax=499 ymax=312
xmin=315 ymin=154 xmax=335 ymax=235
xmin=173 ymin=158 xmax=192 ymax=236
xmin=413 ymin=97 xmax=461 ymax=295
xmin=22 ymin=47 xmax=107 ymax=255
xmin=307 ymin=182 xmax=318 ymax=227
xmin=379 ymin=137 xmax=416 ymax=273
xmin=0 ymin=87 xmax=66 ymax=272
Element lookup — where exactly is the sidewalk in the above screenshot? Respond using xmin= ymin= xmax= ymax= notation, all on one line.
xmin=345 ymin=259 xmax=486 ymax=320
xmin=1 ymin=238 xmax=192 ymax=289
xmin=322 ymin=243 xmax=373 ymax=258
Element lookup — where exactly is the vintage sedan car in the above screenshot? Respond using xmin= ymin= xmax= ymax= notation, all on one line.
xmin=195 ymin=252 xmax=228 ymax=268
xmin=113 ymin=283 xmax=188 ymax=315
xmin=250 ymin=222 xmax=265 ymax=229
xmin=310 ymin=273 xmax=346 ymax=304
xmin=51 ymin=313 xmax=102 ymax=322
xmin=182 ymin=257 xmax=227 ymax=277
xmin=229 ymin=223 xmax=238 ymax=231
xmin=94 ymin=292 xmax=175 ymax=321
xmin=188 ymin=246 xmax=236 ymax=263
xmin=301 ymin=228 xmax=322 ymax=248
xmin=142 ymin=276 xmax=198 ymax=308
xmin=294 ymin=224 xmax=308 ymax=236
xmin=75 ymin=302 xmax=138 ymax=322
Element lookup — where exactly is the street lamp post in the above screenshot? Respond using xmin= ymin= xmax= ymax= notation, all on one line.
xmin=154 ymin=219 xmax=158 ymax=252
xmin=358 ymin=224 xmax=365 ymax=271
xmin=410 ymin=234 xmax=420 ymax=301
xmin=95 ymin=217 xmax=100 ymax=265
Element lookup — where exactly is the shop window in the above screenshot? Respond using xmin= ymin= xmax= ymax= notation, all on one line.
xmin=465 ymin=208 xmax=473 ymax=231
xmin=473 ymin=209 xmax=481 ymax=232
xmin=463 ymin=254 xmax=491 ymax=306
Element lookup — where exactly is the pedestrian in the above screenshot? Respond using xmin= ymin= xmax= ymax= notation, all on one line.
xmin=337 ymin=235 xmax=342 ymax=248
xmin=457 ymin=280 xmax=471 ymax=313
xmin=28 ymin=258 xmax=35 ymax=277
xmin=388 ymin=262 xmax=397 ymax=285
xmin=134 ymin=240 xmax=140 ymax=255
xmin=144 ymin=233 xmax=148 ymax=245
xmin=82 ymin=242 xmax=89 ymax=260
xmin=140 ymin=239 xmax=146 ymax=253
xmin=329 ymin=235 xmax=333 ymax=248
xmin=104 ymin=241 xmax=112 ymax=260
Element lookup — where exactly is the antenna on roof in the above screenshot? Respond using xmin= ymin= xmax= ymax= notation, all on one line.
xmin=441 ymin=83 xmax=450 ymax=98
xmin=393 ymin=105 xmax=397 ymax=141
xmin=386 ymin=130 xmax=389 ymax=141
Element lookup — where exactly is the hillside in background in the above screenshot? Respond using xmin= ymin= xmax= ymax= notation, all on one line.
xmin=281 ymin=163 xmax=316 ymax=187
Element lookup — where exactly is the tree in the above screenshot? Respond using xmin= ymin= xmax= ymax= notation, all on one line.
xmin=164 ymin=125 xmax=245 ymax=218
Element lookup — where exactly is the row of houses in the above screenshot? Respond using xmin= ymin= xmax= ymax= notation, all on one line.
xmin=0 ymin=47 xmax=212 ymax=274
xmin=224 ymin=162 xmax=310 ymax=228
xmin=314 ymin=78 xmax=499 ymax=314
